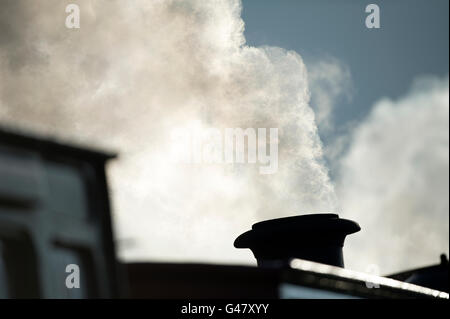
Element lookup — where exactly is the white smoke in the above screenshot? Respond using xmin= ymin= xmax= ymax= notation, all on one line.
xmin=338 ymin=76 xmax=449 ymax=274
xmin=0 ymin=0 xmax=336 ymax=264
xmin=2 ymin=1 xmax=446 ymax=274
xmin=307 ymin=57 xmax=353 ymax=133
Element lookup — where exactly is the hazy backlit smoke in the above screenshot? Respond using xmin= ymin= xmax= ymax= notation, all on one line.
xmin=338 ymin=76 xmax=449 ymax=273
xmin=2 ymin=1 xmax=447 ymax=274
xmin=0 ymin=0 xmax=337 ymax=263
xmin=307 ymin=57 xmax=353 ymax=133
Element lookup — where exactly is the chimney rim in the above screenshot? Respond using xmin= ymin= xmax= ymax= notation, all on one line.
xmin=234 ymin=213 xmax=361 ymax=249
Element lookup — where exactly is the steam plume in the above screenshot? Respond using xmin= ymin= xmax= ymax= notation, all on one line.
xmin=338 ymin=76 xmax=449 ymax=273
xmin=0 ymin=0 xmax=336 ymax=263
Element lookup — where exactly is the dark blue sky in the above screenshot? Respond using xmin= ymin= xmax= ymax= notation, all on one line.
xmin=242 ymin=0 xmax=449 ymax=131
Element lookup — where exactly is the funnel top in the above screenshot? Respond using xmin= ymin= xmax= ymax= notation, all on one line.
xmin=234 ymin=213 xmax=360 ymax=268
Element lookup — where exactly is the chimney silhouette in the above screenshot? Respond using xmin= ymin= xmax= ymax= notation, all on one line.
xmin=234 ymin=214 xmax=360 ymax=268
